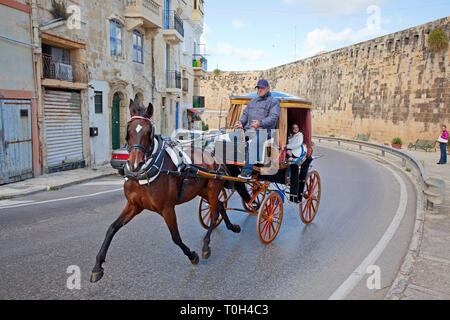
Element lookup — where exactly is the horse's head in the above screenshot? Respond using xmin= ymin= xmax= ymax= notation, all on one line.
xmin=126 ymin=99 xmax=155 ymax=172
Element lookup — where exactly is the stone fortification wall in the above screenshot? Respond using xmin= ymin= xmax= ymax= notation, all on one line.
xmin=200 ymin=17 xmax=450 ymax=146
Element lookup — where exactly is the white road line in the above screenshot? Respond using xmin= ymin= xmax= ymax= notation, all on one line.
xmin=0 ymin=200 xmax=35 ymax=208
xmin=82 ymin=181 xmax=124 ymax=186
xmin=328 ymin=165 xmax=408 ymax=300
xmin=0 ymin=188 xmax=123 ymax=210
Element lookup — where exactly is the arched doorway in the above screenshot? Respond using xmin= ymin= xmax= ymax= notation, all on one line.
xmin=111 ymin=92 xmax=121 ymax=150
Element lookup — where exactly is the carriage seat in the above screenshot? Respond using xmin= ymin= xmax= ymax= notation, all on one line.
xmin=287 ymin=145 xmax=308 ymax=165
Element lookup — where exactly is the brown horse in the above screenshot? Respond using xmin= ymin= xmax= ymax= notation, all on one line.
xmin=90 ymin=99 xmax=240 ymax=282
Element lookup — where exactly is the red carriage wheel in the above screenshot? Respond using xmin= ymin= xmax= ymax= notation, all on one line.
xmin=198 ymin=189 xmax=227 ymax=230
xmin=242 ymin=182 xmax=265 ymax=212
xmin=257 ymin=192 xmax=283 ymax=244
xmin=300 ymin=170 xmax=321 ymax=224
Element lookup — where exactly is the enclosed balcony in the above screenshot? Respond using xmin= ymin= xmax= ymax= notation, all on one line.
xmin=125 ymin=0 xmax=163 ymax=30
xmin=162 ymin=10 xmax=184 ymax=44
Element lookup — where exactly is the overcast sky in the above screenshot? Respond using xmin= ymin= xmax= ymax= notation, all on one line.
xmin=201 ymin=0 xmax=450 ymax=71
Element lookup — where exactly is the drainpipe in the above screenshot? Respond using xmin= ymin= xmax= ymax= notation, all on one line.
xmin=30 ymin=0 xmax=43 ymax=176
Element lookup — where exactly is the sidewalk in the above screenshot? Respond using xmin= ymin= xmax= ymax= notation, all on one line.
xmin=391 ymin=149 xmax=450 ymax=299
xmin=0 ymin=163 xmax=117 ymax=199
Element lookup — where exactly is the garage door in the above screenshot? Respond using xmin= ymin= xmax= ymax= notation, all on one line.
xmin=44 ymin=89 xmax=84 ymax=172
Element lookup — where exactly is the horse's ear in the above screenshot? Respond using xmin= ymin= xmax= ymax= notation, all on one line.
xmin=146 ymin=102 xmax=154 ymax=119
xmin=129 ymin=99 xmax=136 ymax=116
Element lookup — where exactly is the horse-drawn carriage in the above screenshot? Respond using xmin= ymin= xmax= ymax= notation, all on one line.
xmin=90 ymin=92 xmax=321 ymax=282
xmin=197 ymin=91 xmax=321 ymax=244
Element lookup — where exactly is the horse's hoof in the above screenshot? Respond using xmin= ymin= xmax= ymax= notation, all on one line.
xmin=90 ymin=269 xmax=104 ymax=283
xmin=190 ymin=252 xmax=199 ymax=265
xmin=202 ymin=248 xmax=211 ymax=260
xmin=233 ymin=225 xmax=241 ymax=233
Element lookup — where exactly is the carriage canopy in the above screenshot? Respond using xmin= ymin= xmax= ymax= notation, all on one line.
xmin=227 ymin=91 xmax=312 ymax=149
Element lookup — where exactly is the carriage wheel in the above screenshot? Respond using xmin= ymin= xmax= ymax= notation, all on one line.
xmin=300 ymin=170 xmax=321 ymax=224
xmin=198 ymin=189 xmax=226 ymax=230
xmin=242 ymin=182 xmax=265 ymax=212
xmin=257 ymin=192 xmax=283 ymax=244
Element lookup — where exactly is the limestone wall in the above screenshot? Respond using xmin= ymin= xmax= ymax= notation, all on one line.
xmin=200 ymin=17 xmax=450 ymax=146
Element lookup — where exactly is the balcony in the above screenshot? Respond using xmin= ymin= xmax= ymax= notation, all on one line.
xmin=166 ymin=70 xmax=182 ymax=94
xmin=162 ymin=11 xmax=184 ymax=44
xmin=125 ymin=0 xmax=163 ymax=30
xmin=193 ymin=54 xmax=208 ymax=77
xmin=42 ymin=54 xmax=88 ymax=86
xmin=193 ymin=96 xmax=205 ymax=108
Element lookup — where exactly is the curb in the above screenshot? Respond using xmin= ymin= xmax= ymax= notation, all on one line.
xmin=0 ymin=171 xmax=117 ymax=200
xmin=314 ymin=141 xmax=425 ymax=300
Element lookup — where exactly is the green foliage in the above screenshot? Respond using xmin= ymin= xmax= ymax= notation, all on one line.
xmin=213 ymin=69 xmax=221 ymax=76
xmin=50 ymin=0 xmax=70 ymax=20
xmin=427 ymin=27 xmax=449 ymax=51
xmin=392 ymin=137 xmax=403 ymax=145
xmin=201 ymin=120 xmax=209 ymax=131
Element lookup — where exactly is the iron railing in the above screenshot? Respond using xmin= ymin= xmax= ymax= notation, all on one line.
xmin=166 ymin=70 xmax=181 ymax=89
xmin=42 ymin=54 xmax=88 ymax=83
xmin=193 ymin=96 xmax=205 ymax=108
xmin=164 ymin=10 xmax=184 ymax=37
xmin=193 ymin=54 xmax=207 ymax=71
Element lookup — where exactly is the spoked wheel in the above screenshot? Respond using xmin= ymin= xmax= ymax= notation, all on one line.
xmin=300 ymin=170 xmax=321 ymax=224
xmin=198 ymin=189 xmax=227 ymax=230
xmin=257 ymin=192 xmax=283 ymax=244
xmin=242 ymin=182 xmax=265 ymax=212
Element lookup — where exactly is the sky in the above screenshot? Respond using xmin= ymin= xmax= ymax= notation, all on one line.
xmin=201 ymin=0 xmax=450 ymax=71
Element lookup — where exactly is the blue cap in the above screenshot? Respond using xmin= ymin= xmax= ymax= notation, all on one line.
xmin=255 ymin=79 xmax=269 ymax=88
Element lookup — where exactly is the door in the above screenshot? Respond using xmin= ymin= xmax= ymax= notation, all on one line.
xmin=111 ymin=93 xmax=121 ymax=150
xmin=44 ymin=90 xmax=83 ymax=172
xmin=0 ymin=100 xmax=33 ymax=185
xmin=175 ymin=101 xmax=179 ymax=130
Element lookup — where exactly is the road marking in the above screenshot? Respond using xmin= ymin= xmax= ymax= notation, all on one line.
xmin=0 ymin=200 xmax=35 ymax=208
xmin=82 ymin=180 xmax=124 ymax=186
xmin=328 ymin=165 xmax=408 ymax=300
xmin=0 ymin=188 xmax=123 ymax=210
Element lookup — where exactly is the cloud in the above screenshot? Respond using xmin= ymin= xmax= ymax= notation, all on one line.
xmin=283 ymin=0 xmax=386 ymax=15
xmin=303 ymin=5 xmax=386 ymax=56
xmin=215 ymin=42 xmax=271 ymax=61
xmin=232 ymin=19 xmax=245 ymax=29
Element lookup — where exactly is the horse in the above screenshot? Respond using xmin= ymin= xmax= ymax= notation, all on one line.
xmin=90 ymin=99 xmax=241 ymax=283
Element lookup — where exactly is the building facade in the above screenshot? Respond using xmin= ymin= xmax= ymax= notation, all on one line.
xmin=0 ymin=0 xmax=206 ymax=182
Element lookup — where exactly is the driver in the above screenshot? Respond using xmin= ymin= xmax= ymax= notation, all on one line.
xmin=234 ymin=79 xmax=280 ymax=179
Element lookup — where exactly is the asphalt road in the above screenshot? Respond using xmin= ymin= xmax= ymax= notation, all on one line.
xmin=0 ymin=146 xmax=416 ymax=300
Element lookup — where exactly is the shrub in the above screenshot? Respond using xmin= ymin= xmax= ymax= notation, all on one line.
xmin=392 ymin=137 xmax=403 ymax=145
xmin=427 ymin=27 xmax=449 ymax=51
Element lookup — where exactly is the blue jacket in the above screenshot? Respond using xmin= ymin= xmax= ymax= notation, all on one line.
xmin=239 ymin=92 xmax=280 ymax=130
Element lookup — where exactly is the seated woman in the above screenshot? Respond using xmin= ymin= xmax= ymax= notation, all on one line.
xmin=286 ymin=123 xmax=306 ymax=161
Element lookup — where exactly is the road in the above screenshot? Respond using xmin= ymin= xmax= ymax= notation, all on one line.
xmin=0 ymin=146 xmax=417 ymax=299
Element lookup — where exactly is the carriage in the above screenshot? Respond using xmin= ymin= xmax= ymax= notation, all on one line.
xmin=196 ymin=91 xmax=322 ymax=244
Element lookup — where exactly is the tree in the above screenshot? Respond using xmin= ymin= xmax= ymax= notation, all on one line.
xmin=427 ymin=27 xmax=449 ymax=52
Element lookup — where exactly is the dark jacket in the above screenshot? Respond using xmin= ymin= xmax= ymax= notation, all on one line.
xmin=239 ymin=92 xmax=280 ymax=130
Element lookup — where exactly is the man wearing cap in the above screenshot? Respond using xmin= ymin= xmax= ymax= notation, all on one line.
xmin=234 ymin=79 xmax=280 ymax=179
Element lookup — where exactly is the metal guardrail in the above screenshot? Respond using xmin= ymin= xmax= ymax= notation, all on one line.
xmin=313 ymin=135 xmax=445 ymax=209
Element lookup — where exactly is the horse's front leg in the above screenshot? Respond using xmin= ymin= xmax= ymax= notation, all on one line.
xmin=90 ymin=203 xmax=142 ymax=282
xmin=202 ymin=199 xmax=219 ymax=260
xmin=162 ymin=206 xmax=199 ymax=264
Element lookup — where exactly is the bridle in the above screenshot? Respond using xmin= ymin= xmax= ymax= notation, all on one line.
xmin=126 ymin=116 xmax=155 ymax=159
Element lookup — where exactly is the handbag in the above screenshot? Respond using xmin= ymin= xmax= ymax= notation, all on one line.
xmin=437 ymin=136 xmax=448 ymax=144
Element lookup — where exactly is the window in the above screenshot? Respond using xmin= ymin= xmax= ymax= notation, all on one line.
xmin=132 ymin=30 xmax=143 ymax=63
xmin=94 ymin=91 xmax=103 ymax=114
xmin=110 ymin=20 xmax=122 ymax=57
